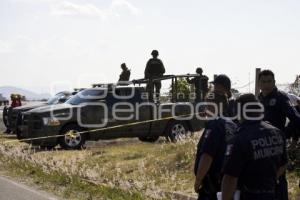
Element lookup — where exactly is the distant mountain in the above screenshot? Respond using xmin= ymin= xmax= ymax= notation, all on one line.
xmin=0 ymin=86 xmax=51 ymax=100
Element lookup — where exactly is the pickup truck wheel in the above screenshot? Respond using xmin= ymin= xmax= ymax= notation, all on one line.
xmin=165 ymin=121 xmax=188 ymax=142
xmin=138 ymin=136 xmax=159 ymax=143
xmin=59 ymin=124 xmax=86 ymax=150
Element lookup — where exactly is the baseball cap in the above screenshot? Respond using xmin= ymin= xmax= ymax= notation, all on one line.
xmin=211 ymin=74 xmax=231 ymax=91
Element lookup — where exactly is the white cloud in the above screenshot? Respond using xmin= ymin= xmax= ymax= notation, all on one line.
xmin=50 ymin=1 xmax=107 ymax=19
xmin=50 ymin=0 xmax=140 ymax=19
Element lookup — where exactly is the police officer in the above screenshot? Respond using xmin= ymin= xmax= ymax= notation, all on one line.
xmin=194 ymin=91 xmax=237 ymax=200
xmin=210 ymin=74 xmax=236 ymax=118
xmin=258 ymin=70 xmax=300 ymax=200
xmin=221 ymin=93 xmax=287 ymax=200
xmin=118 ymin=63 xmax=131 ymax=85
xmin=187 ymin=67 xmax=209 ymax=102
xmin=144 ymin=50 xmax=165 ymax=102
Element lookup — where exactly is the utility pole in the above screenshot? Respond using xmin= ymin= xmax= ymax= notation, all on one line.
xmin=248 ymin=72 xmax=251 ymax=93
xmin=255 ymin=68 xmax=261 ymax=97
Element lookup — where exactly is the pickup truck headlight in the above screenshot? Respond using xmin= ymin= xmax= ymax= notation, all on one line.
xmin=42 ymin=117 xmax=60 ymax=126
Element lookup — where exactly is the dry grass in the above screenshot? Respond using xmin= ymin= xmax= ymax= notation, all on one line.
xmin=0 ymin=154 xmax=147 ymax=200
xmin=0 ymin=132 xmax=299 ymax=199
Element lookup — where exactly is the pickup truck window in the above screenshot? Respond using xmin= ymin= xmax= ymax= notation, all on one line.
xmin=114 ymin=88 xmax=144 ymax=103
xmin=66 ymin=89 xmax=106 ymax=105
xmin=47 ymin=93 xmax=68 ymax=105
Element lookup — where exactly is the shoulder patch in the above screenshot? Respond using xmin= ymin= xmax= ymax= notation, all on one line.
xmin=269 ymin=98 xmax=277 ymax=106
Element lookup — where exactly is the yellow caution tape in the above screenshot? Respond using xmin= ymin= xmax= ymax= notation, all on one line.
xmin=2 ymin=111 xmax=205 ymax=144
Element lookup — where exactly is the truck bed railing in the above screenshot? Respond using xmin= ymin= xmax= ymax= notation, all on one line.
xmin=91 ymin=74 xmax=201 ymax=103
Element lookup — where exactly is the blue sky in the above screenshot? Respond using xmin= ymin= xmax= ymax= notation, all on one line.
xmin=0 ymin=0 xmax=299 ymax=94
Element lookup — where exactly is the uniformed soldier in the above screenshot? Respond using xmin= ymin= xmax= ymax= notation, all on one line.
xmin=221 ymin=93 xmax=287 ymax=200
xmin=144 ymin=50 xmax=165 ymax=102
xmin=118 ymin=63 xmax=131 ymax=84
xmin=186 ymin=68 xmax=209 ymax=102
xmin=258 ymin=70 xmax=300 ymax=200
xmin=194 ymin=91 xmax=237 ymax=200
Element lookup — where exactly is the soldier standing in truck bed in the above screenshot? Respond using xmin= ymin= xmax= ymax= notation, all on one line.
xmin=144 ymin=50 xmax=165 ymax=102
xmin=186 ymin=67 xmax=209 ymax=102
xmin=118 ymin=63 xmax=131 ymax=85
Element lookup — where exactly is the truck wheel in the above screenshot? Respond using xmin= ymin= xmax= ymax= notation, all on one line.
xmin=59 ymin=124 xmax=86 ymax=150
xmin=165 ymin=121 xmax=188 ymax=142
xmin=138 ymin=136 xmax=159 ymax=143
xmin=16 ymin=130 xmax=24 ymax=140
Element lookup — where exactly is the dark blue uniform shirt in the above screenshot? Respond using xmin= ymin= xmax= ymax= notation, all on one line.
xmin=227 ymin=98 xmax=237 ymax=119
xmin=258 ymin=87 xmax=300 ymax=131
xmin=194 ymin=117 xmax=237 ymax=187
xmin=223 ymin=120 xmax=287 ymax=197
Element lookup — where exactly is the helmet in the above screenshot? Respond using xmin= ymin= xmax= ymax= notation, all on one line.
xmin=196 ymin=68 xmax=203 ymax=74
xmin=151 ymin=50 xmax=159 ymax=57
xmin=121 ymin=63 xmax=127 ymax=69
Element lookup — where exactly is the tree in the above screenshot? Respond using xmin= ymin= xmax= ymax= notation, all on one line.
xmin=169 ymin=78 xmax=191 ymax=102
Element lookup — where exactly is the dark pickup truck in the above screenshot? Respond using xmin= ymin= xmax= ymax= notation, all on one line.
xmin=18 ymin=76 xmax=204 ymax=149
xmin=4 ymin=91 xmax=72 ymax=137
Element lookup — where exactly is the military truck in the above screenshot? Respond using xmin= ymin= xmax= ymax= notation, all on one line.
xmin=18 ymin=75 xmax=204 ymax=149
